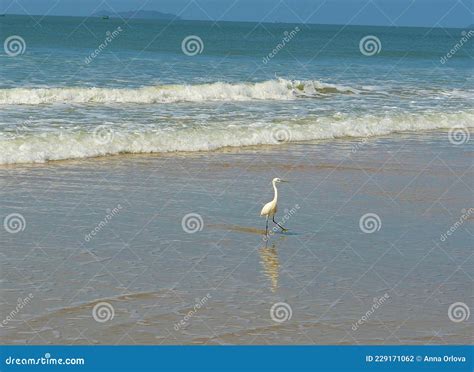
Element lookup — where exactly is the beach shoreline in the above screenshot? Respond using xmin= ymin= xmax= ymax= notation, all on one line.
xmin=0 ymin=127 xmax=470 ymax=168
xmin=1 ymin=130 xmax=472 ymax=345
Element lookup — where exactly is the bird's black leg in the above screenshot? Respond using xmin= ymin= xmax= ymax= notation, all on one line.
xmin=273 ymin=216 xmax=287 ymax=232
xmin=265 ymin=216 xmax=269 ymax=235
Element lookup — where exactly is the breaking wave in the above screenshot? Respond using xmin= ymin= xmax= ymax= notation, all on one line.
xmin=1 ymin=111 xmax=472 ymax=164
xmin=0 ymin=79 xmax=362 ymax=105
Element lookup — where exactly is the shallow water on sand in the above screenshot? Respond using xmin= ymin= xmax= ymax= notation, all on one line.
xmin=0 ymin=131 xmax=472 ymax=344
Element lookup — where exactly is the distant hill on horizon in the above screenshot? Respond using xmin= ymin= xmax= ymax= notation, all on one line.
xmin=92 ymin=10 xmax=181 ymax=20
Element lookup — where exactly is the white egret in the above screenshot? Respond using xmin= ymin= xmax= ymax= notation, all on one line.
xmin=260 ymin=178 xmax=288 ymax=235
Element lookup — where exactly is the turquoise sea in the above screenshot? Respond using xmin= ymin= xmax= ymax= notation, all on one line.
xmin=0 ymin=15 xmax=472 ymax=164
xmin=1 ymin=15 xmax=473 ymax=345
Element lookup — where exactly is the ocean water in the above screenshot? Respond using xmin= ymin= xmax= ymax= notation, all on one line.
xmin=1 ymin=16 xmax=473 ymax=345
xmin=0 ymin=15 xmax=473 ymax=164
xmin=1 ymin=132 xmax=472 ymax=344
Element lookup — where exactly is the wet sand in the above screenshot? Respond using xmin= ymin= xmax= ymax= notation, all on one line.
xmin=0 ymin=131 xmax=472 ymax=345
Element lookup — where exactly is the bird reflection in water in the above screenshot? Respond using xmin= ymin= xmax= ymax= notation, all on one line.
xmin=259 ymin=243 xmax=280 ymax=292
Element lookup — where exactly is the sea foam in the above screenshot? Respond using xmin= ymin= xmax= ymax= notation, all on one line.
xmin=1 ymin=111 xmax=472 ymax=164
xmin=0 ymin=79 xmax=360 ymax=105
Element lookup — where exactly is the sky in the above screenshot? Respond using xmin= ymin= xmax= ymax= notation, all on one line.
xmin=2 ymin=0 xmax=472 ymax=28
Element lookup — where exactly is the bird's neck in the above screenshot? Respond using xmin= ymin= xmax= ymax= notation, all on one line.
xmin=272 ymin=182 xmax=278 ymax=203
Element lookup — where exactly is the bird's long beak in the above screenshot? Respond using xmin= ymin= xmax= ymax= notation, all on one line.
xmin=281 ymin=180 xmax=289 ymax=183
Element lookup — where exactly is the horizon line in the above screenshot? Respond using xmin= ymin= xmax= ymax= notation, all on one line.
xmin=1 ymin=12 xmax=469 ymax=30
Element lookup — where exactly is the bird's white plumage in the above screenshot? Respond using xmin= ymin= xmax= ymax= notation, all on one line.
xmin=260 ymin=178 xmax=281 ymax=217
xmin=260 ymin=178 xmax=288 ymax=235
xmin=260 ymin=200 xmax=277 ymax=217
